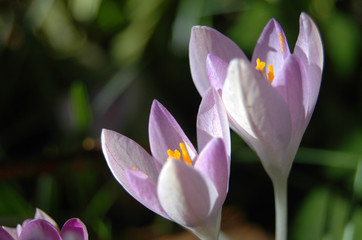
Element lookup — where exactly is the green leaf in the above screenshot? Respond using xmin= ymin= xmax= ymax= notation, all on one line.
xmin=291 ymin=188 xmax=329 ymax=240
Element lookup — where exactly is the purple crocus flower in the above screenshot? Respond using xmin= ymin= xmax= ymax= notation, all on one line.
xmin=101 ymin=88 xmax=230 ymax=240
xmin=189 ymin=12 xmax=323 ymax=182
xmin=0 ymin=208 xmax=88 ymax=240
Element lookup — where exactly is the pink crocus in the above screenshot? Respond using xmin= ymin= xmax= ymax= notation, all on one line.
xmin=0 ymin=208 xmax=88 ymax=240
xmin=101 ymin=88 xmax=230 ymax=240
xmin=189 ymin=12 xmax=323 ymax=182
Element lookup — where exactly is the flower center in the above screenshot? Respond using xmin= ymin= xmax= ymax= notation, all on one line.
xmin=167 ymin=142 xmax=192 ymax=166
xmin=256 ymin=58 xmax=274 ymax=83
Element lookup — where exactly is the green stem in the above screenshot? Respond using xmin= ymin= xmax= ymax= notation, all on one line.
xmin=273 ymin=178 xmax=288 ymax=240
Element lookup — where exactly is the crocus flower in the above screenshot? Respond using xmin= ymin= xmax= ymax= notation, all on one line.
xmin=101 ymin=88 xmax=230 ymax=240
xmin=0 ymin=208 xmax=88 ymax=240
xmin=189 ymin=12 xmax=323 ymax=182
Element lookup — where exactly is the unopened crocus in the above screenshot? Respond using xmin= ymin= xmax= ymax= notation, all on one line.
xmin=189 ymin=13 xmax=323 ymax=240
xmin=101 ymin=88 xmax=230 ymax=240
xmin=0 ymin=208 xmax=88 ymax=240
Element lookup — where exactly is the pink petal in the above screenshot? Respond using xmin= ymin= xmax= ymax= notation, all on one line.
xmin=294 ymin=12 xmax=323 ymax=120
xmin=189 ymin=26 xmax=247 ymax=96
xmin=101 ymin=129 xmax=159 ymax=191
xmin=0 ymin=227 xmax=15 ymax=240
xmin=19 ymin=220 xmax=61 ymax=240
xmin=34 ymin=209 xmax=59 ymax=230
xmin=125 ymin=168 xmax=170 ymax=220
xmin=222 ymin=58 xmax=292 ymax=176
xmin=251 ymin=18 xmax=291 ymax=76
xmin=272 ymin=55 xmax=305 ymax=135
xmin=206 ymin=54 xmax=228 ymax=91
xmin=1 ymin=227 xmax=17 ymax=240
xmin=197 ymin=88 xmax=230 ymax=157
xmin=157 ymin=159 xmax=218 ymax=228
xmin=60 ymin=218 xmax=88 ymax=240
xmin=194 ymin=138 xmax=229 ymax=207
xmin=148 ymin=100 xmax=197 ymax=166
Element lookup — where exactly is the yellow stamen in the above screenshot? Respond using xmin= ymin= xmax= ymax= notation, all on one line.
xmin=256 ymin=59 xmax=275 ymax=83
xmin=279 ymin=33 xmax=286 ymax=52
xmin=132 ymin=167 xmax=138 ymax=171
xmin=256 ymin=58 xmax=266 ymax=72
xmin=267 ymin=65 xmax=274 ymax=83
xmin=167 ymin=142 xmax=192 ymax=166
xmin=179 ymin=142 xmax=192 ymax=166
xmin=167 ymin=149 xmax=181 ymax=160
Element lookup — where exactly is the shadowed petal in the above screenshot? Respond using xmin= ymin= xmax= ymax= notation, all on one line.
xmin=34 ymin=209 xmax=58 ymax=230
xmin=149 ymin=100 xmax=197 ymax=166
xmin=19 ymin=220 xmax=61 ymax=240
xmin=125 ymin=168 xmax=170 ymax=219
xmin=222 ymin=59 xmax=292 ymax=166
xmin=197 ymin=88 xmax=230 ymax=156
xmin=294 ymin=12 xmax=323 ymax=119
xmin=1 ymin=227 xmax=17 ymax=240
xmin=251 ymin=18 xmax=291 ymax=76
xmin=158 ymin=159 xmax=218 ymax=227
xmin=194 ymin=138 xmax=229 ymax=206
xmin=190 ymin=26 xmax=247 ymax=96
xmin=273 ymin=55 xmax=305 ymax=135
xmin=206 ymin=54 xmax=228 ymax=91
xmin=60 ymin=218 xmax=88 ymax=240
xmin=101 ymin=129 xmax=159 ymax=188
xmin=0 ymin=227 xmax=14 ymax=240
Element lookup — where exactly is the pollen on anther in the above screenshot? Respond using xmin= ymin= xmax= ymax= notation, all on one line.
xmin=256 ymin=58 xmax=266 ymax=72
xmin=267 ymin=65 xmax=274 ymax=83
xmin=279 ymin=33 xmax=286 ymax=52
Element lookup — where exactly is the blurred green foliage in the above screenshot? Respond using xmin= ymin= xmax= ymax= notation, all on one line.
xmin=0 ymin=0 xmax=361 ymax=239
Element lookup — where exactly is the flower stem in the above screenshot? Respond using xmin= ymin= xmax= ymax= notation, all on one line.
xmin=272 ymin=178 xmax=288 ymax=240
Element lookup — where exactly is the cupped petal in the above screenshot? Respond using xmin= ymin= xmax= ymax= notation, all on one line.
xmin=197 ymin=87 xmax=230 ymax=157
xmin=272 ymin=55 xmax=305 ymax=136
xmin=206 ymin=54 xmax=228 ymax=91
xmin=222 ymin=58 xmax=292 ymax=164
xmin=101 ymin=128 xmax=159 ymax=188
xmin=251 ymin=18 xmax=291 ymax=76
xmin=149 ymin=100 xmax=197 ymax=166
xmin=294 ymin=12 xmax=323 ymax=119
xmin=189 ymin=26 xmax=247 ymax=96
xmin=194 ymin=138 xmax=229 ymax=206
xmin=19 ymin=220 xmax=61 ymax=240
xmin=0 ymin=227 xmax=15 ymax=240
xmin=125 ymin=168 xmax=170 ymax=220
xmin=60 ymin=218 xmax=88 ymax=240
xmin=158 ymin=159 xmax=218 ymax=228
xmin=34 ymin=209 xmax=59 ymax=230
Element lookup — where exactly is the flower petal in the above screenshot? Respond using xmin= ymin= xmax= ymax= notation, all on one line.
xmin=101 ymin=129 xmax=159 ymax=190
xmin=34 ymin=209 xmax=59 ymax=230
xmin=1 ymin=227 xmax=17 ymax=240
xmin=251 ymin=18 xmax=291 ymax=76
xmin=194 ymin=138 xmax=229 ymax=207
xmin=60 ymin=218 xmax=88 ymax=240
xmin=206 ymin=54 xmax=228 ymax=91
xmin=125 ymin=168 xmax=170 ymax=220
xmin=197 ymin=88 xmax=230 ymax=157
xmin=158 ymin=159 xmax=218 ymax=228
xmin=149 ymin=100 xmax=197 ymax=166
xmin=272 ymin=55 xmax=305 ymax=135
xmin=189 ymin=26 xmax=247 ymax=96
xmin=0 ymin=227 xmax=15 ymax=240
xmin=222 ymin=58 xmax=292 ymax=166
xmin=294 ymin=12 xmax=323 ymax=119
xmin=19 ymin=220 xmax=61 ymax=240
